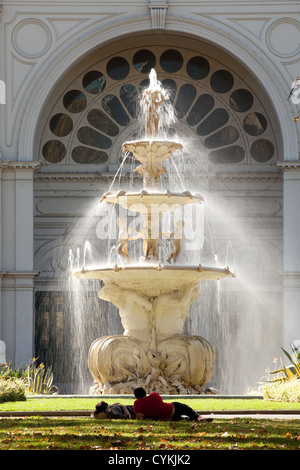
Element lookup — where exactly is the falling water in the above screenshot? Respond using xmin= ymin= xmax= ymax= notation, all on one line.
xmin=40 ymin=69 xmax=282 ymax=395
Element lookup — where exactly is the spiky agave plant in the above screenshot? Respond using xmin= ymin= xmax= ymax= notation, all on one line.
xmin=270 ymin=341 xmax=300 ymax=381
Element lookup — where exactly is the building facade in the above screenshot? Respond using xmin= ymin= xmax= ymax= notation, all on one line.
xmin=0 ymin=0 xmax=299 ymax=393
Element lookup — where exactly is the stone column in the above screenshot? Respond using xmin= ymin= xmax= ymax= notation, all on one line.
xmin=0 ymin=161 xmax=39 ymax=366
xmin=277 ymin=161 xmax=300 ymax=349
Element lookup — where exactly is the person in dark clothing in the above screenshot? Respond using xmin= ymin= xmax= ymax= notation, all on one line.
xmin=91 ymin=400 xmax=135 ymax=419
xmin=133 ymin=387 xmax=213 ymax=422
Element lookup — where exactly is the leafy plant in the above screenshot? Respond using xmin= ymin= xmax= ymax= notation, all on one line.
xmin=0 ymin=377 xmax=26 ymax=403
xmin=26 ymin=359 xmax=58 ymax=395
xmin=0 ymin=362 xmax=27 ymax=380
xmin=270 ymin=341 xmax=300 ymax=382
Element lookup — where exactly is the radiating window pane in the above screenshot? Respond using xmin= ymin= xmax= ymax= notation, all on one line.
xmin=175 ymin=84 xmax=197 ymax=119
xmin=197 ymin=108 xmax=229 ymax=135
xmin=186 ymin=94 xmax=214 ymax=126
xmin=87 ymin=109 xmax=119 ymax=136
xmin=160 ymin=49 xmax=183 ymax=73
xmin=49 ymin=113 xmax=73 ymax=137
xmin=72 ymin=146 xmax=108 ymax=164
xmin=162 ymin=79 xmax=177 ymax=104
xmin=42 ymin=140 xmax=66 ymax=163
xmin=186 ymin=56 xmax=210 ymax=80
xmin=243 ymin=112 xmax=267 ymax=136
xmin=102 ymin=94 xmax=130 ymax=126
xmin=133 ymin=49 xmax=156 ymax=73
xmin=63 ymin=90 xmax=87 ymax=113
xmin=120 ymin=84 xmax=140 ymax=118
xmin=251 ymin=139 xmax=274 ymax=162
xmin=230 ymin=89 xmax=253 ymax=112
xmin=204 ymin=126 xmax=239 ymax=148
xmin=77 ymin=126 xmax=112 ymax=149
xmin=106 ymin=57 xmax=130 ymax=80
xmin=210 ymin=70 xmax=234 ymax=93
xmin=82 ymin=70 xmax=106 ymax=94
xmin=209 ymin=146 xmax=245 ymax=163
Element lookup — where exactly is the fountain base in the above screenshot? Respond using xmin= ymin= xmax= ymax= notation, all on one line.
xmin=74 ymin=264 xmax=234 ymax=395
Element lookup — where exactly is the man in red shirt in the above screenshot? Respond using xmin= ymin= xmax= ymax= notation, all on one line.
xmin=133 ymin=387 xmax=213 ymax=422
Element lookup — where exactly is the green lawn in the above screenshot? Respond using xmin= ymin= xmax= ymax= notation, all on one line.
xmin=1 ymin=396 xmax=300 ymax=413
xmin=0 ymin=415 xmax=299 ymax=451
xmin=0 ymin=397 xmax=300 ymax=451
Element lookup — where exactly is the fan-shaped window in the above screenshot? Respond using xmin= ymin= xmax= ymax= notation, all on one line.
xmin=39 ymin=46 xmax=278 ymax=167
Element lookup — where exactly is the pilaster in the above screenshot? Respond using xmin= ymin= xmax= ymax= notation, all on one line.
xmin=277 ymin=161 xmax=300 ymax=348
xmin=0 ymin=160 xmax=40 ymax=365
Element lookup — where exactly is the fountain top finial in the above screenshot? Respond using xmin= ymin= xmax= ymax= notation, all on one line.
xmin=142 ymin=69 xmax=165 ymax=138
xmin=122 ymin=69 xmax=182 ymax=189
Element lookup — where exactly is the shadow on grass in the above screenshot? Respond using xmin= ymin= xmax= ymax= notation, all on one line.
xmin=0 ymin=417 xmax=300 ymax=450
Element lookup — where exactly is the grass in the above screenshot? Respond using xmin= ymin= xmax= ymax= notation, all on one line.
xmin=0 ymin=397 xmax=300 ymax=451
xmin=0 ymin=416 xmax=299 ymax=451
xmin=1 ymin=396 xmax=300 ymax=412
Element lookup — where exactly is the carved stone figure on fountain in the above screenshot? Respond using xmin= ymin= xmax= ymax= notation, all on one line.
xmin=116 ymin=218 xmax=130 ymax=261
xmin=142 ymin=83 xmax=164 ymax=138
xmin=167 ymin=220 xmax=184 ymax=264
xmin=98 ymin=283 xmax=153 ymax=351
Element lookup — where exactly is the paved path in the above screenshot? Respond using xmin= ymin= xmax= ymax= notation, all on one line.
xmin=206 ymin=412 xmax=300 ymax=420
xmin=1 ymin=410 xmax=300 ymax=419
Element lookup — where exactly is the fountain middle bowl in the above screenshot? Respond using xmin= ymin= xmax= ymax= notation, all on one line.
xmin=73 ymin=264 xmax=235 ymax=297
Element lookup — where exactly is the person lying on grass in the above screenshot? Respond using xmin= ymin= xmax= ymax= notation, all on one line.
xmin=91 ymin=400 xmax=135 ymax=419
xmin=133 ymin=387 xmax=213 ymax=422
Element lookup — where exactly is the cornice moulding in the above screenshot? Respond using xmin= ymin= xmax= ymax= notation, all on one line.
xmin=0 ymin=160 xmax=41 ymax=171
xmin=276 ymin=161 xmax=300 ymax=171
xmin=33 ymin=169 xmax=282 ymax=183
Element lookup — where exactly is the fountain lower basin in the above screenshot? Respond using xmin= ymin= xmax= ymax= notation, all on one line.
xmin=73 ymin=263 xmax=234 ymax=395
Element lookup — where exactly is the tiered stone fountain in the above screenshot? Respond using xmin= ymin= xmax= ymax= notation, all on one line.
xmin=74 ymin=70 xmax=234 ymax=395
